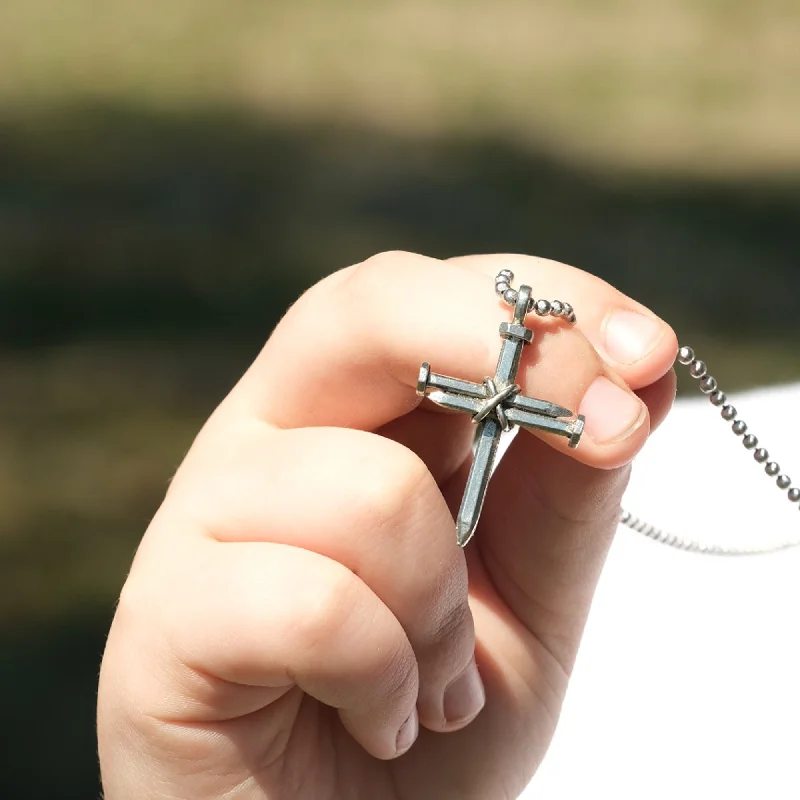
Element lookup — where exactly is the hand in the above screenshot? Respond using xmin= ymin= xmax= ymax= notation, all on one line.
xmin=97 ymin=252 xmax=677 ymax=799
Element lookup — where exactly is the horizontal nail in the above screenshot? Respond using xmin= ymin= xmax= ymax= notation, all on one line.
xmin=443 ymin=660 xmax=485 ymax=726
xmin=579 ymin=376 xmax=645 ymax=444
xmin=603 ymin=310 xmax=663 ymax=365
xmin=396 ymin=708 xmax=418 ymax=756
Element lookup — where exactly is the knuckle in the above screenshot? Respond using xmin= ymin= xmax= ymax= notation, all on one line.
xmin=293 ymin=563 xmax=362 ymax=655
xmin=361 ymin=249 xmax=420 ymax=273
xmin=300 ymin=250 xmax=420 ymax=311
xmin=294 ymin=561 xmax=418 ymax=698
xmin=426 ymin=591 xmax=474 ymax=655
xmin=346 ymin=250 xmax=420 ymax=299
xmin=351 ymin=442 xmax=434 ymax=532
xmin=368 ymin=633 xmax=419 ymax=700
xmin=293 ymin=251 xmax=424 ymax=333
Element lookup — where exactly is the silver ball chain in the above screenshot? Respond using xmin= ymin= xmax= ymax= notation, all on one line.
xmin=495 ymin=269 xmax=578 ymax=325
xmin=619 ymin=345 xmax=800 ymax=556
xmin=495 ymin=270 xmax=799 ymax=556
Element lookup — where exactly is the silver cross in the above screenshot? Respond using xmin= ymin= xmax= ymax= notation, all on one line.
xmin=417 ymin=281 xmax=585 ymax=547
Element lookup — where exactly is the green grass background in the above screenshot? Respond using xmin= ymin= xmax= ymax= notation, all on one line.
xmin=1 ymin=2 xmax=799 ymax=796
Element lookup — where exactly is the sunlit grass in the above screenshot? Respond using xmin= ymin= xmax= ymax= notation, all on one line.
xmin=1 ymin=0 xmax=799 ymax=174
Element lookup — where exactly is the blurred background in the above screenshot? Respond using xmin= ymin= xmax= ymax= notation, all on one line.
xmin=1 ymin=1 xmax=798 ymax=796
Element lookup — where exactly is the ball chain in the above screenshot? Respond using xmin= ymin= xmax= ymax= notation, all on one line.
xmin=678 ymin=345 xmax=795 ymax=496
xmin=495 ymin=269 xmax=577 ymax=325
xmin=620 ymin=345 xmax=800 ymax=556
xmin=494 ymin=269 xmax=798 ymax=555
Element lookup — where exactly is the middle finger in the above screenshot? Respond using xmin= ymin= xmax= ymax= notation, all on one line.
xmin=172 ymin=421 xmax=481 ymax=734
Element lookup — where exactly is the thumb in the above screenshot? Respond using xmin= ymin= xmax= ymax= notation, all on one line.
xmin=465 ymin=364 xmax=675 ymax=677
xmin=474 ymin=431 xmax=631 ymax=678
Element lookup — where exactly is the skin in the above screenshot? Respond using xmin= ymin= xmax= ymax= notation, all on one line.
xmin=97 ymin=252 xmax=678 ymax=800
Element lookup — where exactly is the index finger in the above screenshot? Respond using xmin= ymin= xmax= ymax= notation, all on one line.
xmin=447 ymin=253 xmax=678 ymax=388
xmin=215 ymin=251 xmax=676 ymax=467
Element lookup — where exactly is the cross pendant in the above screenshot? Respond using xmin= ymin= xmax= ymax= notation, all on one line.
xmin=417 ymin=283 xmax=585 ymax=547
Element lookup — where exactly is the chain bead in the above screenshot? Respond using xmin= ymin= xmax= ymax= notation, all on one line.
xmin=563 ymin=302 xmax=574 ymax=317
xmin=721 ymin=405 xmax=737 ymax=421
xmin=699 ymin=376 xmax=718 ymax=394
xmin=789 ymin=488 xmax=800 ymax=503
xmin=754 ymin=448 xmax=769 ymax=463
xmin=495 ymin=281 xmax=510 ymax=295
xmin=677 ymin=346 xmax=695 ymax=365
xmin=502 ymin=288 xmax=517 ymax=306
xmin=742 ymin=434 xmax=758 ymax=449
xmin=766 ymin=462 xmax=781 ymax=477
xmin=535 ymin=299 xmax=551 ymax=316
xmin=497 ymin=269 xmax=514 ymax=281
xmin=732 ymin=420 xmax=747 ymax=436
xmin=710 ymin=390 xmax=727 ymax=407
xmin=689 ymin=359 xmax=707 ymax=378
xmin=777 ymin=475 xmax=792 ymax=490
xmin=550 ymin=300 xmax=564 ymax=316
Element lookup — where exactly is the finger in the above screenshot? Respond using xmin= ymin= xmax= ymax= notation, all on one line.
xmin=457 ymin=429 xmax=630 ymax=677
xmin=378 ymin=354 xmax=677 ymax=485
xmin=636 ymin=368 xmax=677 ymax=434
xmin=447 ymin=253 xmax=679 ymax=388
xmin=124 ymin=537 xmax=422 ymax=760
xmin=377 ymin=358 xmax=674 ymax=485
xmin=170 ymin=423 xmax=482 ymax=733
xmin=460 ymin=367 xmax=678 ymax=676
xmin=218 ymin=251 xmax=658 ymax=469
xmin=376 ymin=410 xmax=476 ymax=485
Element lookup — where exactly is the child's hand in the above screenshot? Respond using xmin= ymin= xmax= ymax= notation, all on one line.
xmin=98 ymin=253 xmax=677 ymax=799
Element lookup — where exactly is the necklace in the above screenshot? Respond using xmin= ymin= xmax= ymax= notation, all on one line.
xmin=418 ymin=269 xmax=800 ymax=555
xmin=619 ymin=345 xmax=800 ymax=555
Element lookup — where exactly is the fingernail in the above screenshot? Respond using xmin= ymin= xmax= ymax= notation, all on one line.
xmin=443 ymin=660 xmax=485 ymax=725
xmin=579 ymin=376 xmax=645 ymax=444
xmin=395 ymin=708 xmax=419 ymax=755
xmin=603 ymin=310 xmax=664 ymax=364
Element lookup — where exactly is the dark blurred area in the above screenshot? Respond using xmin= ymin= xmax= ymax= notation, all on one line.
xmin=1 ymin=2 xmax=799 ymax=797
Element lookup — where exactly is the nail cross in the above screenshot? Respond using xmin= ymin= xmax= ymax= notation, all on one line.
xmin=417 ymin=282 xmax=585 ymax=547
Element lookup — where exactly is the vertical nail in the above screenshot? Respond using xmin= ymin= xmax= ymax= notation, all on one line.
xmin=443 ymin=660 xmax=485 ymax=725
xmin=603 ymin=310 xmax=664 ymax=364
xmin=579 ymin=376 xmax=646 ymax=444
xmin=395 ymin=708 xmax=419 ymax=756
